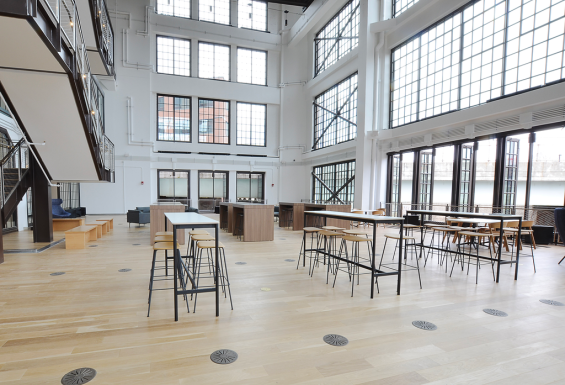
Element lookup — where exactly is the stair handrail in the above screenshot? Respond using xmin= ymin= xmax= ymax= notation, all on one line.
xmin=0 ymin=138 xmax=29 ymax=208
xmin=0 ymin=138 xmax=26 ymax=167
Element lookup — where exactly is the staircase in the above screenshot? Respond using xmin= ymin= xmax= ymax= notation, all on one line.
xmin=0 ymin=139 xmax=32 ymax=227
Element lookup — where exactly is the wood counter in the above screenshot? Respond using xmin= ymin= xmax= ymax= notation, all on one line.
xmin=278 ymin=202 xmax=304 ymax=231
xmin=219 ymin=202 xmax=234 ymax=233
xmin=231 ymin=203 xmax=274 ymax=242
xmin=303 ymin=203 xmax=351 ymax=229
xmin=150 ymin=203 xmax=186 ymax=245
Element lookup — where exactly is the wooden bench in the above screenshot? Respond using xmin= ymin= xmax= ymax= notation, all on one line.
xmin=53 ymin=218 xmax=85 ymax=231
xmin=86 ymin=223 xmax=104 ymax=238
xmin=65 ymin=226 xmax=97 ymax=249
xmin=96 ymin=218 xmax=113 ymax=230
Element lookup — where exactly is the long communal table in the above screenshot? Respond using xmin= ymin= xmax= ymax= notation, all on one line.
xmin=304 ymin=211 xmax=405 ymax=297
xmin=407 ymin=210 xmax=523 ymax=282
xmin=165 ymin=212 xmax=220 ymax=321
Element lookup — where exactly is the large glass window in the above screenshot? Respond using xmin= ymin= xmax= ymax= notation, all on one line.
xmin=313 ymin=73 xmax=358 ymax=150
xmin=237 ymin=172 xmax=264 ymax=202
xmin=390 ymin=0 xmax=565 ymax=128
xmin=433 ymin=145 xmax=454 ymax=209
xmin=459 ymin=143 xmax=474 ymax=210
xmin=199 ymin=0 xmax=230 ymax=24
xmin=474 ymin=138 xmax=497 ymax=208
xmin=312 ymin=160 xmax=356 ymax=204
xmin=237 ymin=48 xmax=267 ymax=85
xmin=157 ymin=95 xmax=191 ymax=142
xmin=199 ymin=171 xmax=228 ymax=200
xmin=530 ymin=127 xmax=565 ymax=206
xmin=236 ymin=102 xmax=266 ymax=146
xmin=158 ymin=170 xmax=190 ymax=205
xmin=238 ymin=0 xmax=267 ymax=31
xmin=157 ymin=36 xmax=191 ymax=76
xmin=199 ymin=42 xmax=230 ymax=81
xmin=198 ymin=99 xmax=229 ymax=144
xmin=156 ymin=0 xmax=191 ymax=18
xmin=314 ymin=0 xmax=360 ymax=76
xmin=390 ymin=154 xmax=401 ymax=216
xmin=393 ymin=0 xmax=420 ymax=17
xmin=400 ymin=152 xmax=414 ymax=211
xmin=419 ymin=150 xmax=433 ymax=209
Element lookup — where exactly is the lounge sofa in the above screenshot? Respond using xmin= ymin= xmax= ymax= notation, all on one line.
xmin=127 ymin=207 xmax=150 ymax=227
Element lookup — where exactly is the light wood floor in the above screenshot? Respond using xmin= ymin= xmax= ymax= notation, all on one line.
xmin=0 ymin=215 xmax=564 ymax=384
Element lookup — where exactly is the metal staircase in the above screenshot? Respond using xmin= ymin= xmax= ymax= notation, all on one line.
xmin=0 ymin=139 xmax=32 ymax=228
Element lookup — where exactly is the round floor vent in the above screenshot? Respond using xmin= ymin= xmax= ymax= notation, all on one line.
xmin=50 ymin=272 xmax=65 ymax=276
xmin=412 ymin=321 xmax=437 ymax=331
xmin=61 ymin=368 xmax=96 ymax=384
xmin=540 ymin=299 xmax=564 ymax=306
xmin=210 ymin=349 xmax=238 ymax=364
xmin=323 ymin=334 xmax=349 ymax=346
xmin=483 ymin=309 xmax=508 ymax=317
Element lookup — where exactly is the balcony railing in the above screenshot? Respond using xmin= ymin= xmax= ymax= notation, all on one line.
xmin=93 ymin=0 xmax=114 ymax=73
xmin=39 ymin=0 xmax=115 ymax=179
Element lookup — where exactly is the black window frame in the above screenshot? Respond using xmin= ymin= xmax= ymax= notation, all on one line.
xmin=198 ymin=98 xmax=230 ymax=144
xmin=236 ymin=47 xmax=268 ymax=86
xmin=157 ymin=94 xmax=192 ymax=143
xmin=156 ymin=35 xmax=191 ymax=77
xmin=236 ymin=102 xmax=267 ymax=147
xmin=312 ymin=159 xmax=356 ymax=204
xmin=157 ymin=169 xmax=191 ymax=205
xmin=238 ymin=0 xmax=268 ymax=32
xmin=198 ymin=41 xmax=231 ymax=81
xmin=236 ymin=171 xmax=265 ymax=203
xmin=198 ymin=170 xmax=229 ymax=200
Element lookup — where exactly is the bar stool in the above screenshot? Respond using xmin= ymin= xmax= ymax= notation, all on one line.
xmin=379 ymin=234 xmax=422 ymax=289
xmin=156 ymin=231 xmax=173 ymax=237
xmin=282 ymin=207 xmax=294 ymax=229
xmin=187 ymin=230 xmax=210 ymax=257
xmin=312 ymin=230 xmax=343 ymax=280
xmin=193 ymin=241 xmax=233 ymax=312
xmin=297 ymin=227 xmax=322 ymax=273
xmin=153 ymin=234 xmax=174 ymax=275
xmin=451 ymin=231 xmax=495 ymax=284
xmin=430 ymin=227 xmax=461 ymax=270
xmin=402 ymin=224 xmax=421 ymax=237
xmin=333 ymin=235 xmax=375 ymax=296
xmin=147 ymin=241 xmax=188 ymax=316
xmin=503 ymin=221 xmax=536 ymax=272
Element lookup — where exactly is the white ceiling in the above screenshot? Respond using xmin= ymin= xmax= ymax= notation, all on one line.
xmin=0 ymin=17 xmax=64 ymax=73
xmin=0 ymin=68 xmax=99 ymax=181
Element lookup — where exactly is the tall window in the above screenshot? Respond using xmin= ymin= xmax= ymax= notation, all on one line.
xmin=314 ymin=0 xmax=360 ymax=76
xmin=419 ymin=150 xmax=433 ymax=209
xmin=237 ymin=172 xmax=264 ymax=202
xmin=459 ymin=144 xmax=474 ymax=210
xmin=199 ymin=42 xmax=230 ymax=81
xmin=199 ymin=0 xmax=230 ymax=25
xmin=238 ymin=0 xmax=267 ymax=31
xmin=157 ymin=36 xmax=191 ymax=76
xmin=237 ymin=48 xmax=267 ymax=85
xmin=312 ymin=160 xmax=355 ymax=204
xmin=198 ymin=171 xmax=228 ymax=200
xmin=158 ymin=95 xmax=191 ymax=142
xmin=313 ymin=73 xmax=358 ymax=150
xmin=236 ymin=102 xmax=266 ymax=146
xmin=59 ymin=183 xmax=80 ymax=209
xmin=502 ymin=138 xmax=519 ymax=211
xmin=158 ymin=170 xmax=190 ymax=205
xmin=390 ymin=0 xmax=565 ymax=128
xmin=393 ymin=0 xmax=420 ymax=17
xmin=390 ymin=154 xmax=401 ymax=216
xmin=198 ymin=99 xmax=229 ymax=144
xmin=157 ymin=0 xmax=191 ymax=18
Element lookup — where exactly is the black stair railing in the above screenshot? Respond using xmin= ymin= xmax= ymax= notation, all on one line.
xmin=0 ymin=139 xmax=29 ymax=208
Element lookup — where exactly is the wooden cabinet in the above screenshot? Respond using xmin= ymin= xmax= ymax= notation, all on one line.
xmin=278 ymin=202 xmax=305 ymax=231
xmin=150 ymin=203 xmax=186 ymax=245
xmin=231 ymin=203 xmax=274 ymax=242
xmin=219 ymin=203 xmax=234 ymax=233
xmin=303 ymin=203 xmax=351 ymax=229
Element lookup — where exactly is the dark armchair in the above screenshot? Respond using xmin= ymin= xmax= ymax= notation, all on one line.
xmin=127 ymin=207 xmax=150 ymax=227
xmin=52 ymin=199 xmax=79 ymax=218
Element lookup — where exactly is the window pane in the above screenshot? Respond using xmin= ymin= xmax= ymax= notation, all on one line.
xmin=238 ymin=0 xmax=267 ymax=31
xmin=157 ymin=36 xmax=191 ymax=76
xmin=314 ymin=0 xmax=360 ymax=76
xmin=475 ymin=138 xmax=497 ymax=208
xmin=530 ymin=127 xmax=565 ymax=206
xmin=199 ymin=42 xmax=230 ymax=81
xmin=158 ymin=95 xmax=191 ymax=142
xmin=237 ymin=102 xmax=266 ymax=146
xmin=393 ymin=0 xmax=420 ymax=17
xmin=237 ymin=48 xmax=267 ymax=85
xmin=157 ymin=0 xmax=191 ymax=18
xmin=237 ymin=172 xmax=264 ymax=202
xmin=313 ymin=73 xmax=358 ymax=150
xmin=199 ymin=0 xmax=230 ymax=24
xmin=312 ymin=160 xmax=355 ymax=203
xmin=198 ymin=99 xmax=229 ymax=144
xmin=432 ymin=146 xmax=454 ymax=208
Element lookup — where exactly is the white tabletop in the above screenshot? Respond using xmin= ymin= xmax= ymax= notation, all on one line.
xmin=453 ymin=218 xmax=516 ymax=224
xmin=165 ymin=212 xmax=219 ymax=225
xmin=305 ymin=210 xmax=403 ymax=222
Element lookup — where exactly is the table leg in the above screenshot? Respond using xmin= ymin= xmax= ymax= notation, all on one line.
xmin=173 ymin=225 xmax=178 ymax=321
xmin=397 ymin=223 xmax=403 ymax=295
xmin=515 ymin=218 xmax=521 ymax=280
xmin=215 ymin=224 xmax=219 ymax=317
xmin=496 ymin=220 xmax=502 ymax=283
xmin=371 ymin=221 xmax=376 ymax=299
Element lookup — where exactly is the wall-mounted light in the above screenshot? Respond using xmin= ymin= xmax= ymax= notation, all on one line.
xmin=91 ymin=110 xmax=96 ymax=115
xmin=70 ymin=20 xmax=74 ymax=26
xmin=284 ymin=10 xmax=289 ymax=27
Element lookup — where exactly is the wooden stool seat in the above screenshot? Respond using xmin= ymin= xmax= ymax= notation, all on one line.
xmin=322 ymin=226 xmax=345 ymax=231
xmin=190 ymin=230 xmax=209 ymax=235
xmin=403 ymin=224 xmax=421 ymax=228
xmin=156 ymin=231 xmax=173 ymax=236
xmin=153 ymin=242 xmax=180 ymax=251
xmin=191 ymin=234 xmax=215 ymax=242
xmin=303 ymin=227 xmax=321 ymax=232
xmin=385 ymin=234 xmax=415 ymax=240
xmin=343 ymin=235 xmax=371 ymax=242
xmin=343 ymin=229 xmax=368 ymax=236
xmin=197 ymin=241 xmax=225 ymax=249
xmin=154 ymin=235 xmax=174 ymax=242
xmin=503 ymin=227 xmax=533 ymax=233
xmin=319 ymin=230 xmax=344 ymax=237
xmin=434 ymin=227 xmax=459 ymax=232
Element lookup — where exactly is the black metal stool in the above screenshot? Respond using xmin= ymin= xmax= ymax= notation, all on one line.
xmin=235 ymin=213 xmax=244 ymax=241
xmin=379 ymin=234 xmax=422 ymax=289
xmin=192 ymin=241 xmax=233 ymax=312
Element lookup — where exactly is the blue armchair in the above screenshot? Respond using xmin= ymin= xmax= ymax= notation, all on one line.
xmin=127 ymin=207 xmax=150 ymax=227
xmin=52 ymin=199 xmax=77 ymax=218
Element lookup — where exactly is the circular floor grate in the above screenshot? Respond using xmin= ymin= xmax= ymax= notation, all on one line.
xmin=132 ymin=244 xmax=141 ymax=246
xmin=412 ymin=321 xmax=437 ymax=331
xmin=235 ymin=262 xmax=247 ymax=265
xmin=210 ymin=349 xmax=238 ymax=364
xmin=279 ymin=238 xmax=287 ymax=240
xmin=118 ymin=269 xmax=132 ymax=272
xmin=323 ymin=334 xmax=349 ymax=346
xmin=285 ymin=259 xmax=295 ymax=262
xmin=61 ymin=367 xmax=96 ymax=384
xmin=260 ymin=287 xmax=271 ymax=292
xmin=88 ymin=245 xmax=98 ymax=248
xmin=540 ymin=299 xmax=565 ymax=306
xmin=50 ymin=272 xmax=65 ymax=276
xmin=483 ymin=309 xmax=508 ymax=317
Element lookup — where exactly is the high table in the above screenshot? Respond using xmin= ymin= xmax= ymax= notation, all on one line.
xmin=304 ymin=211 xmax=405 ymax=297
xmin=165 ymin=212 xmax=220 ymax=321
xmin=407 ymin=210 xmax=523 ymax=282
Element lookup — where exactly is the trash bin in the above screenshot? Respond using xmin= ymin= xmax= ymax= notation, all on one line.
xmin=531 ymin=225 xmax=554 ymax=245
